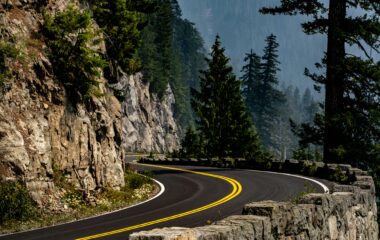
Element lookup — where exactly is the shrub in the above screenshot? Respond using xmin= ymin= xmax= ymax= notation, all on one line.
xmin=0 ymin=181 xmax=36 ymax=223
xmin=43 ymin=6 xmax=107 ymax=102
xmin=332 ymin=167 xmax=349 ymax=183
xmin=124 ymin=170 xmax=153 ymax=190
xmin=293 ymin=147 xmax=314 ymax=160
xmin=0 ymin=41 xmax=18 ymax=86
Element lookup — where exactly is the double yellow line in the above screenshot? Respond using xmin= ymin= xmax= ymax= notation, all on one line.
xmin=77 ymin=164 xmax=242 ymax=240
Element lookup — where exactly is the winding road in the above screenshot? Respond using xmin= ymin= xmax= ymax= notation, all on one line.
xmin=1 ymin=163 xmax=327 ymax=240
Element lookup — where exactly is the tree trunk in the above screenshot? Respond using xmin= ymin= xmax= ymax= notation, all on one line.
xmin=324 ymin=0 xmax=346 ymax=163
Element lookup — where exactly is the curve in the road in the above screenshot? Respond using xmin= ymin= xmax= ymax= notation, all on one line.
xmin=246 ymin=169 xmax=330 ymax=194
xmin=0 ymin=172 xmax=166 ymax=239
xmin=77 ymin=163 xmax=243 ymax=240
xmin=1 ymin=164 xmax=329 ymax=240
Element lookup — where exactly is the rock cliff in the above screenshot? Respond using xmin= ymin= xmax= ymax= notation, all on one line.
xmin=112 ymin=72 xmax=180 ymax=154
xmin=0 ymin=0 xmax=180 ymax=209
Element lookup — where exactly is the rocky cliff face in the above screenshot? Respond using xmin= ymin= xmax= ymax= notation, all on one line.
xmin=113 ymin=72 xmax=180 ymax=154
xmin=0 ymin=0 xmax=125 ymax=208
xmin=0 ymin=0 xmax=180 ymax=209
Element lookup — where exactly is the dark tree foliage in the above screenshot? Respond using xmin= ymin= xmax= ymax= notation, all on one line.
xmin=261 ymin=1 xmax=380 ymax=166
xmin=44 ymin=7 xmax=107 ymax=102
xmin=139 ymin=0 xmax=205 ymax=128
xmin=241 ymin=49 xmax=261 ymax=116
xmin=179 ymin=126 xmax=203 ymax=158
xmin=241 ymin=35 xmax=285 ymax=149
xmin=262 ymin=1 xmax=380 ymax=216
xmin=87 ymin=0 xmax=157 ymax=78
xmin=0 ymin=41 xmax=17 ymax=86
xmin=190 ymin=36 xmax=261 ymax=158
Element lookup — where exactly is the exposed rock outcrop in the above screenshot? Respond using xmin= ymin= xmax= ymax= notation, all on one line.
xmin=113 ymin=72 xmax=180 ymax=153
xmin=0 ymin=0 xmax=106 ymax=209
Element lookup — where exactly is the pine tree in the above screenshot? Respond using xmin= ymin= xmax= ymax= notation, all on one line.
xmin=301 ymin=88 xmax=320 ymax=124
xmin=302 ymin=88 xmax=312 ymax=110
xmin=88 ymin=0 xmax=149 ymax=77
xmin=241 ymin=49 xmax=261 ymax=117
xmin=293 ymin=87 xmax=300 ymax=109
xmin=179 ymin=127 xmax=203 ymax=158
xmin=43 ymin=7 xmax=107 ymax=102
xmin=253 ymin=34 xmax=285 ymax=149
xmin=139 ymin=0 xmax=205 ymax=129
xmin=191 ymin=36 xmax=261 ymax=158
xmin=261 ymin=0 xmax=380 ymax=165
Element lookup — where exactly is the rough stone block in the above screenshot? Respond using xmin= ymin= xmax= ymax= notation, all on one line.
xmin=129 ymin=227 xmax=197 ymax=240
xmin=243 ymin=201 xmax=292 ymax=217
xmin=332 ymin=184 xmax=358 ymax=193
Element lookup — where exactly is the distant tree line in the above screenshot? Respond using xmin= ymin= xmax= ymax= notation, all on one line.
xmin=240 ymin=34 xmax=322 ymax=160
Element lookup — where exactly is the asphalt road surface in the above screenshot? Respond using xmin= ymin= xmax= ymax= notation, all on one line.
xmin=1 ymin=163 xmax=326 ymax=240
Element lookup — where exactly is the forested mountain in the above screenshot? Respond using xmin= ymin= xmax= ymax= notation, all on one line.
xmin=139 ymin=0 xmax=205 ymax=129
xmin=177 ymin=0 xmax=326 ymax=93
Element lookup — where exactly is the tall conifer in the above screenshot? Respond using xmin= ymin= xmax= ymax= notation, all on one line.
xmin=261 ymin=0 xmax=380 ymax=165
xmin=191 ymin=36 xmax=261 ymax=158
xmin=241 ymin=49 xmax=261 ymax=117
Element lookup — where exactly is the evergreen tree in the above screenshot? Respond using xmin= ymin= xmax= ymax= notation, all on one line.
xmin=191 ymin=36 xmax=261 ymax=158
xmin=88 ymin=0 xmax=152 ymax=77
xmin=139 ymin=0 xmax=205 ymax=129
xmin=301 ymin=88 xmax=320 ymax=124
xmin=293 ymin=87 xmax=300 ymax=109
xmin=301 ymin=88 xmax=312 ymax=111
xmin=241 ymin=49 xmax=261 ymax=116
xmin=43 ymin=7 xmax=107 ymax=102
xmin=179 ymin=127 xmax=203 ymax=158
xmin=261 ymin=0 xmax=380 ymax=166
xmin=251 ymin=34 xmax=285 ymax=149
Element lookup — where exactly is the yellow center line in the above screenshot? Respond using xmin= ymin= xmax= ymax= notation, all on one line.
xmin=76 ymin=163 xmax=243 ymax=240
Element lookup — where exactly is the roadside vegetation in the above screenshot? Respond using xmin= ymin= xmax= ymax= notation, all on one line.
xmin=0 ymin=41 xmax=18 ymax=86
xmin=0 ymin=169 xmax=156 ymax=235
xmin=0 ymin=25 xmax=21 ymax=88
xmin=43 ymin=6 xmax=107 ymax=102
xmin=0 ymin=181 xmax=36 ymax=224
xmin=290 ymin=183 xmax=317 ymax=204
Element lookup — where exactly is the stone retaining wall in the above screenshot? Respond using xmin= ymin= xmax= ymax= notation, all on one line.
xmin=130 ymin=158 xmax=378 ymax=240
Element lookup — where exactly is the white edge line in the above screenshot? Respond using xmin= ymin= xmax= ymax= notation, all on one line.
xmin=0 ymin=176 xmax=165 ymax=237
xmin=246 ymin=169 xmax=330 ymax=194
